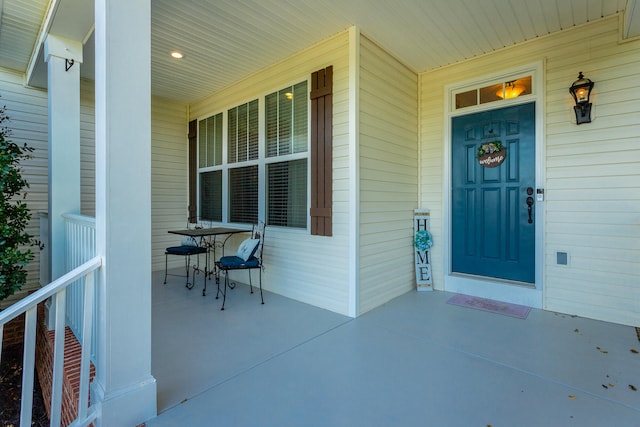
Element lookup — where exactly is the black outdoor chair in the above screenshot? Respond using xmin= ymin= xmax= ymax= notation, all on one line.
xmin=163 ymin=235 xmax=207 ymax=289
xmin=215 ymin=221 xmax=265 ymax=310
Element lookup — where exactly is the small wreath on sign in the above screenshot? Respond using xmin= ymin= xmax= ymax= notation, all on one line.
xmin=477 ymin=141 xmax=506 ymax=168
xmin=414 ymin=230 xmax=433 ymax=251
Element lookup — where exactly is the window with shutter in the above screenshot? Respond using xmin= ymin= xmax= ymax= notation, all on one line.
xmin=189 ymin=75 xmax=322 ymax=230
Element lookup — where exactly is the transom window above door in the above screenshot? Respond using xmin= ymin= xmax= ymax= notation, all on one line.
xmin=454 ymin=75 xmax=532 ymax=110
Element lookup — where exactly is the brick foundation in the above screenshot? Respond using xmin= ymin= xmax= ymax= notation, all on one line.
xmin=2 ymin=313 xmax=26 ymax=348
xmin=35 ymin=305 xmax=96 ymax=427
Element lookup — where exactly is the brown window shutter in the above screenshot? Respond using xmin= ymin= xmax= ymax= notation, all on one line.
xmin=310 ymin=66 xmax=333 ymax=236
xmin=188 ymin=119 xmax=197 ymax=223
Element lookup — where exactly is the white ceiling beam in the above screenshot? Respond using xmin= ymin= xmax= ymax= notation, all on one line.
xmin=25 ymin=0 xmax=60 ymax=85
xmin=26 ymin=0 xmax=94 ymax=87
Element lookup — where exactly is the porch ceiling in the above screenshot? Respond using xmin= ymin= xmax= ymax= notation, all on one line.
xmin=0 ymin=0 xmax=636 ymax=104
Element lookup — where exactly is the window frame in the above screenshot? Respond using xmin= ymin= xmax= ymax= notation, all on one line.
xmin=197 ymin=113 xmax=224 ymax=222
xmin=195 ymin=78 xmax=311 ymax=230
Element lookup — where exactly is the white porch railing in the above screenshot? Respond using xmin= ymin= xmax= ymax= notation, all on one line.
xmin=64 ymin=213 xmax=97 ymax=356
xmin=0 ymin=256 xmax=102 ymax=427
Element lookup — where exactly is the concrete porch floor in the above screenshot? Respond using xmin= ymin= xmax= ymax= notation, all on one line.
xmin=146 ymin=268 xmax=639 ymax=426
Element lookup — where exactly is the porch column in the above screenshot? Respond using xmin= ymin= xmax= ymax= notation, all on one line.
xmin=44 ymin=35 xmax=82 ymax=282
xmin=92 ymin=0 xmax=157 ymax=426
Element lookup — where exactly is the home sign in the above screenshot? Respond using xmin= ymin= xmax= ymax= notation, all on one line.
xmin=414 ymin=209 xmax=433 ymax=291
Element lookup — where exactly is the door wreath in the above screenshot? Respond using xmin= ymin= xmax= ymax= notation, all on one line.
xmin=477 ymin=141 xmax=506 ymax=168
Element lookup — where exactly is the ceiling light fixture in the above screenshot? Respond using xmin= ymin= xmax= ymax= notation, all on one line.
xmin=496 ymin=81 xmax=525 ymax=99
xmin=170 ymin=51 xmax=184 ymax=59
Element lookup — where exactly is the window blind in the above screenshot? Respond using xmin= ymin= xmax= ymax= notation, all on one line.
xmin=200 ymin=170 xmax=222 ymax=221
xmin=267 ymin=159 xmax=307 ymax=228
xmin=266 ymin=81 xmax=307 ymax=158
xmin=229 ymin=165 xmax=258 ymax=224
xmin=199 ymin=113 xmax=223 ymax=168
xmin=228 ymin=99 xmax=258 ymax=163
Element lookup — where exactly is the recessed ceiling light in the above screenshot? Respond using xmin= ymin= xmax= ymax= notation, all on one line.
xmin=170 ymin=51 xmax=184 ymax=59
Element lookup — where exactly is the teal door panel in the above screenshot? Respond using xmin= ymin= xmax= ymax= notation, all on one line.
xmin=452 ymin=102 xmax=535 ymax=283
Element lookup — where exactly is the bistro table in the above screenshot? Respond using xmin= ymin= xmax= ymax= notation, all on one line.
xmin=168 ymin=227 xmax=251 ymax=295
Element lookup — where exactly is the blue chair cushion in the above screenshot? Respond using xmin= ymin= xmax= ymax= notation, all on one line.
xmin=217 ymin=255 xmax=260 ymax=269
xmin=165 ymin=245 xmax=206 ymax=255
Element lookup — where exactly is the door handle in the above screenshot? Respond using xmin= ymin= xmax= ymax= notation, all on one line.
xmin=526 ymin=196 xmax=534 ymax=224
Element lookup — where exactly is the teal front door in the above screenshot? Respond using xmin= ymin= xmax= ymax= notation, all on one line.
xmin=451 ymin=102 xmax=536 ymax=283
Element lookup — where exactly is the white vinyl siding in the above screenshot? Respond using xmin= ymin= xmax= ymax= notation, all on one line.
xmin=358 ymin=35 xmax=418 ymax=315
xmin=60 ymin=80 xmax=190 ymax=273
xmin=151 ymin=98 xmax=190 ymax=272
xmin=80 ymin=79 xmax=96 ymax=216
xmin=543 ymin=17 xmax=640 ymax=326
xmin=0 ymin=71 xmax=48 ymax=308
xmin=419 ymin=15 xmax=640 ymax=327
xmin=190 ymin=31 xmax=351 ymax=315
xmin=0 ymin=74 xmax=190 ymax=302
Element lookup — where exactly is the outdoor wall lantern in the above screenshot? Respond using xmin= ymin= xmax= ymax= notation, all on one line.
xmin=569 ymin=72 xmax=594 ymax=124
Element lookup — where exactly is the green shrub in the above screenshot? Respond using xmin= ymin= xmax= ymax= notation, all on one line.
xmin=0 ymin=104 xmax=36 ymax=301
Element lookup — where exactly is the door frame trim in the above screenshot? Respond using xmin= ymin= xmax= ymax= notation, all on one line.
xmin=443 ymin=61 xmax=545 ymax=309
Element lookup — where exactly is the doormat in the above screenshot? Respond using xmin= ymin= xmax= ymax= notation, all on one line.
xmin=447 ymin=294 xmax=531 ymax=319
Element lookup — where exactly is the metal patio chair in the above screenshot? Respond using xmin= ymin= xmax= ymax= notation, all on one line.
xmin=163 ymin=222 xmax=207 ymax=289
xmin=215 ymin=221 xmax=266 ymax=310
